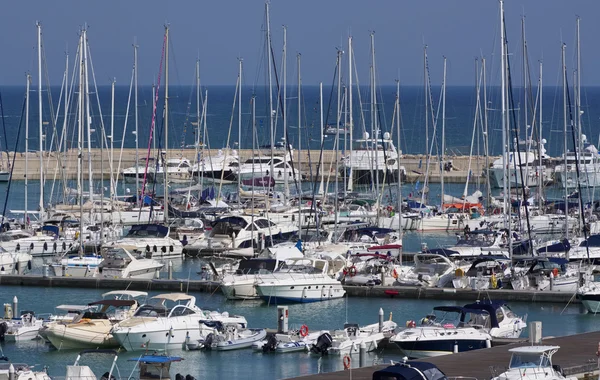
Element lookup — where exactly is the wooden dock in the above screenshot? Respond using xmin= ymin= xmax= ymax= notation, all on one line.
xmin=294 ymin=331 xmax=600 ymax=380
xmin=0 ymin=275 xmax=583 ymax=304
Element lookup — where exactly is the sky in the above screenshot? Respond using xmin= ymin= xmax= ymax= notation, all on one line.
xmin=1 ymin=0 xmax=599 ymax=87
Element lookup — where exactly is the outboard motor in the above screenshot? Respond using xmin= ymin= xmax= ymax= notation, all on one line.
xmin=310 ymin=332 xmax=333 ymax=355
xmin=185 ymin=375 xmax=196 ymax=380
xmin=203 ymin=333 xmax=215 ymax=349
xmin=176 ymin=375 xmax=184 ymax=380
xmin=0 ymin=322 xmax=7 ymax=342
xmin=100 ymin=372 xmax=116 ymax=380
xmin=262 ymin=334 xmax=278 ymax=353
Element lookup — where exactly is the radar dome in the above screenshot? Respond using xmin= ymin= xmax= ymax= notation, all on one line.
xmin=364 ymin=132 xmax=370 ymax=139
xmin=383 ymin=132 xmax=391 ymax=140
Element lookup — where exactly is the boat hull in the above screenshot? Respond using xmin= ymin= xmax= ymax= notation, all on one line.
xmin=256 ymin=284 xmax=346 ymax=303
xmin=394 ymin=338 xmax=488 ymax=359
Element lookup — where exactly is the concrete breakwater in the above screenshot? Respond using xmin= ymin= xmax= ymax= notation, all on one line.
xmin=0 ymin=148 xmax=496 ymax=184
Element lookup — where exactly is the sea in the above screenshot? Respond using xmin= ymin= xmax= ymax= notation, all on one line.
xmin=0 ymin=85 xmax=599 ymax=378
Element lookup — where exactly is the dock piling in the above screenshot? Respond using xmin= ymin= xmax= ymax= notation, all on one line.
xmin=378 ymin=308 xmax=384 ymax=332
xmin=168 ymin=261 xmax=173 ymax=280
xmin=359 ymin=341 xmax=366 ymax=367
xmin=12 ymin=296 xmax=18 ymax=319
xmin=529 ymin=321 xmax=542 ymax=344
xmin=277 ymin=306 xmax=289 ymax=333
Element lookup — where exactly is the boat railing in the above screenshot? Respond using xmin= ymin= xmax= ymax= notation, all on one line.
xmin=447 ymin=377 xmax=480 ymax=380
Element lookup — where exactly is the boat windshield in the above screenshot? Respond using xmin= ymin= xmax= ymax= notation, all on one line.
xmin=134 ymin=304 xmax=169 ymax=318
xmin=509 ymin=353 xmax=548 ymax=369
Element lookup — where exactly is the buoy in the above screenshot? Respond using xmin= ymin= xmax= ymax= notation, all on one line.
xmin=343 ymin=355 xmax=351 ymax=370
xmin=299 ymin=324 xmax=309 ymax=337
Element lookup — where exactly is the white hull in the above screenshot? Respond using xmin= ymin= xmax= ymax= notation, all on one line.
xmin=418 ymin=214 xmax=467 ymax=232
xmin=221 ymin=280 xmax=258 ymax=300
xmin=45 ymin=321 xmax=117 ymax=349
xmin=256 ymin=282 xmax=345 ymax=303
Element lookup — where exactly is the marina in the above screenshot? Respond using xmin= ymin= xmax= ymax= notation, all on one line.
xmin=1 ymin=0 xmax=600 ymax=379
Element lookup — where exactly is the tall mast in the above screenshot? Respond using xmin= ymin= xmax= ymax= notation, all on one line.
xmin=134 ymin=41 xmax=140 ymax=206
xmin=164 ymin=25 xmax=169 ymax=224
xmin=25 ymin=75 xmax=30 ymax=227
xmin=370 ymin=32 xmax=379 ymax=193
xmin=297 ymin=53 xmax=302 ymax=199
xmin=237 ymin=59 xmax=243 ymax=207
xmin=348 ymin=36 xmax=353 ymax=193
xmin=576 ymin=17 xmax=582 ymax=155
xmin=37 ymin=22 xmax=44 ymax=219
xmin=424 ymin=45 xmax=429 ymax=165
xmin=265 ymin=2 xmax=274 ymax=186
xmin=319 ymin=82 xmax=324 ymax=196
xmin=562 ymin=43 xmax=568 ymax=239
xmin=282 ymin=26 xmax=288 ymax=199
xmin=500 ymin=0 xmax=508 ymax=224
xmin=521 ymin=16 xmax=527 ymax=148
xmin=538 ymin=61 xmax=544 ymax=209
xmin=482 ymin=57 xmax=491 ymax=209
xmin=335 ymin=49 xmax=342 ymax=227
xmin=109 ymin=78 xmax=115 ymax=210
xmin=396 ymin=79 xmax=403 ymax=242
xmin=441 ymin=56 xmax=447 ymax=207
xmin=77 ymin=30 xmax=84 ymax=254
xmin=195 ymin=59 xmax=200 ymax=194
xmin=83 ymin=28 xmax=93 ymax=204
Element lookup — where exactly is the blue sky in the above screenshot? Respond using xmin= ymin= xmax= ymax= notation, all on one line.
xmin=0 ymin=0 xmax=598 ymax=86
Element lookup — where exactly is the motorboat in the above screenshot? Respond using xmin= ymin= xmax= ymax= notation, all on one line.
xmin=234 ymin=151 xmax=300 ymax=185
xmin=253 ymin=325 xmax=328 ymax=353
xmin=326 ymin=321 xmax=397 ymax=356
xmin=0 ymin=227 xmax=68 ymax=257
xmin=554 ymin=137 xmax=600 ymax=188
xmin=373 ymin=361 xmax=448 ymax=380
xmin=0 ymin=362 xmax=51 ymax=380
xmin=220 ymin=258 xmax=284 ymax=300
xmin=49 ymin=252 xmax=102 ymax=277
xmin=254 ymin=257 xmax=346 ymax=303
xmin=488 ymin=139 xmax=552 ymax=188
xmin=154 ymin=157 xmax=193 ymax=184
xmin=105 ymin=224 xmax=183 ymax=259
xmin=391 ymin=300 xmax=526 ymax=358
xmin=452 ymin=257 xmax=511 ymax=290
xmin=111 ymin=293 xmax=247 ymax=351
xmin=186 ymin=215 xmax=297 ymax=257
xmin=190 ymin=148 xmax=239 ymax=183
xmin=510 ymin=258 xmax=585 ymax=293
xmin=65 ymin=349 xmax=119 ymax=380
xmin=0 ymin=250 xmax=32 ymax=275
xmin=339 ymin=131 xmax=406 ymax=186
xmin=393 ymin=253 xmax=464 ymax=288
xmin=576 ymin=282 xmax=600 ymax=314
xmin=3 ymin=311 xmax=44 ymax=342
xmin=188 ymin=322 xmax=267 ymax=351
xmin=97 ymin=247 xmax=164 ymax=279
xmin=491 ymin=345 xmax=576 ymax=380
xmin=44 ymin=290 xmax=147 ymax=350
xmin=128 ymin=354 xmax=193 ymax=380
xmin=122 ymin=159 xmax=156 ymax=183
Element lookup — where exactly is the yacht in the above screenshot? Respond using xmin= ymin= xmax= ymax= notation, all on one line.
xmin=391 ymin=300 xmax=526 ymax=358
xmin=488 ymin=139 xmax=552 ymax=188
xmin=111 ymin=293 xmax=247 ymax=351
xmin=0 ymin=250 xmax=32 ymax=275
xmin=190 ymin=149 xmax=239 ymax=183
xmin=452 ymin=257 xmax=511 ymax=290
xmin=510 ymin=258 xmax=586 ymax=293
xmin=340 ymin=131 xmax=406 ymax=186
xmin=97 ymin=247 xmax=164 ymax=279
xmin=44 ymin=290 xmax=147 ymax=350
xmin=394 ymin=253 xmax=465 ymax=288
xmin=50 ymin=252 xmax=103 ymax=277
xmin=122 ymin=159 xmax=156 ymax=183
xmin=576 ymin=282 xmax=600 ymax=314
xmin=326 ymin=321 xmax=397 ymax=356
xmin=491 ymin=346 xmax=576 ymax=380
xmin=186 ymin=215 xmax=297 ymax=258
xmin=154 ymin=157 xmax=193 ymax=184
xmin=3 ymin=312 xmax=44 ymax=342
xmin=220 ymin=258 xmax=284 ymax=300
xmin=104 ymin=224 xmax=183 ymax=259
xmin=554 ymin=136 xmax=600 ymax=188
xmin=0 ymin=227 xmax=69 ymax=257
xmin=234 ymin=151 xmax=299 ymax=185
xmin=254 ymin=257 xmax=346 ymax=303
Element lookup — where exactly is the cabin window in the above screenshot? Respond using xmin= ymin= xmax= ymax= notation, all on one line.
xmin=495 ymin=309 xmax=505 ymax=323
xmin=509 ymin=353 xmax=543 ymax=369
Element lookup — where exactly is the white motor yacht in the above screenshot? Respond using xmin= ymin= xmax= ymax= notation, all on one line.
xmin=154 ymin=157 xmax=193 ymax=184
xmin=105 ymin=224 xmax=183 ymax=259
xmin=111 ymin=293 xmax=247 ymax=351
xmin=220 ymin=258 xmax=284 ymax=300
xmin=97 ymin=247 xmax=164 ymax=279
xmin=326 ymin=321 xmax=397 ymax=356
xmin=491 ymin=346 xmax=576 ymax=380
xmin=190 ymin=149 xmax=239 ymax=183
xmin=3 ymin=311 xmax=44 ymax=342
xmin=576 ymin=282 xmax=600 ymax=314
xmin=234 ymin=151 xmax=300 ymax=185
xmin=391 ymin=300 xmax=526 ymax=358
xmin=394 ymin=253 xmax=464 ymax=288
xmin=255 ymin=257 xmax=346 ymax=303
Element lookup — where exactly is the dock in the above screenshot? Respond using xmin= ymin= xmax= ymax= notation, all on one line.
xmin=0 ymin=148 xmax=496 ymax=184
xmin=0 ymin=274 xmax=584 ymax=304
xmin=294 ymin=331 xmax=600 ymax=380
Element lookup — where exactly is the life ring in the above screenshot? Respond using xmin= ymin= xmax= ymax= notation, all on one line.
xmin=552 ymin=268 xmax=559 ymax=277
xmin=349 ymin=266 xmax=357 ymax=277
xmin=392 ymin=268 xmax=399 ymax=279
xmin=343 ymin=355 xmax=351 ymax=370
xmin=299 ymin=324 xmax=309 ymax=337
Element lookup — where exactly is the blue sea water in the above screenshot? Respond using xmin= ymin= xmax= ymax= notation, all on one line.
xmin=1 ymin=85 xmax=599 ymax=159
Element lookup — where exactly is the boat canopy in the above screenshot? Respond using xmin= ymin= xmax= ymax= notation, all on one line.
xmin=127 ymin=224 xmax=169 ymax=238
xmin=102 ymin=290 xmax=148 ymax=299
xmin=88 ymin=299 xmax=137 ymax=307
xmin=151 ymin=293 xmax=194 ymax=302
xmin=211 ymin=216 xmax=249 ymax=229
xmin=373 ymin=362 xmax=448 ymax=380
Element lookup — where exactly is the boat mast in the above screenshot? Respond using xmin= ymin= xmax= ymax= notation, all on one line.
xmin=83 ymin=27 xmax=94 ymax=207
xmin=441 ymin=56 xmax=446 ymax=208
xmin=348 ymin=36 xmax=353 ymax=193
xmin=500 ymin=0 xmax=508 ymax=224
xmin=37 ymin=22 xmax=44 ymax=220
xmin=538 ymin=61 xmax=544 ymax=209
xmin=335 ymin=49 xmax=342 ymax=228
xmin=25 ymin=75 xmax=30 ymax=228
xmin=370 ymin=32 xmax=379 ymax=194
xmin=424 ymin=45 xmax=429 ymax=176
xmin=282 ymin=26 xmax=289 ymax=200
xmin=77 ymin=30 xmax=85 ymax=254
xmin=237 ymin=59 xmax=243 ymax=207
xmin=297 ymin=52 xmax=302 ymax=239
xmin=110 ymin=79 xmax=115 ymax=209
xmin=265 ymin=2 xmax=275 ymax=188
xmin=576 ymin=17 xmax=582 ymax=156
xmin=562 ymin=43 xmax=568 ymax=240
xmin=319 ymin=82 xmax=324 ymax=196
xmin=482 ymin=57 xmax=491 ymax=209
xmin=164 ymin=25 xmax=169 ymax=224
xmin=134 ymin=41 xmax=140 ymax=206
xmin=396 ymin=79 xmax=403 ymax=242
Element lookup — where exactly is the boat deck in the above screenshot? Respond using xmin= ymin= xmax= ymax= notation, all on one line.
xmin=293 ymin=331 xmax=600 ymax=379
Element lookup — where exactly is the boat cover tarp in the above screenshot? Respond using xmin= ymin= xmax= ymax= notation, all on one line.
xmin=372 ymin=362 xmax=448 ymax=380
